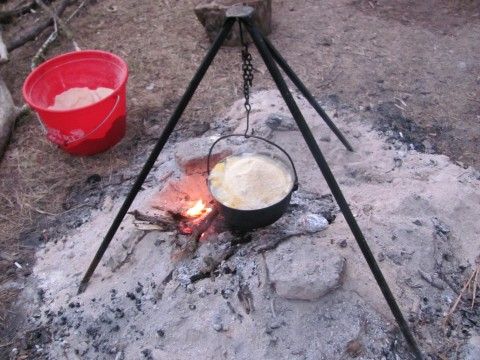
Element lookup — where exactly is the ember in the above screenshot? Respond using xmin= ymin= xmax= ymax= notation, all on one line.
xmin=177 ymin=200 xmax=215 ymax=236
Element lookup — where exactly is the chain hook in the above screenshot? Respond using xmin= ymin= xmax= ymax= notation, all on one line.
xmin=239 ymin=21 xmax=254 ymax=137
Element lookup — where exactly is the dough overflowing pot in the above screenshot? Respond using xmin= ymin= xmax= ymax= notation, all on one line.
xmin=207 ymin=134 xmax=298 ymax=231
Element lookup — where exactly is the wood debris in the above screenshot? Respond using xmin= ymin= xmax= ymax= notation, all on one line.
xmin=444 ymin=255 xmax=480 ymax=324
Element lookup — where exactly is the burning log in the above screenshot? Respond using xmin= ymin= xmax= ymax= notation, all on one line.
xmin=188 ymin=205 xmax=219 ymax=240
xmin=130 ymin=197 xmax=219 ymax=260
xmin=130 ymin=198 xmax=217 ymax=233
xmin=173 ymin=205 xmax=219 ymax=260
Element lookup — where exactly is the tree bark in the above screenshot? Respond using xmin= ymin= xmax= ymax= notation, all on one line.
xmin=194 ymin=0 xmax=272 ymax=46
xmin=0 ymin=77 xmax=20 ymax=159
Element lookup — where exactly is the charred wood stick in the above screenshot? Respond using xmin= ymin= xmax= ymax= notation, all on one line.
xmin=128 ymin=209 xmax=174 ymax=224
xmin=128 ymin=209 xmax=178 ymax=231
xmin=418 ymin=270 xmax=445 ymax=290
xmin=444 ymin=268 xmax=478 ymax=324
xmin=6 ymin=0 xmax=69 ymax=52
xmin=253 ymin=233 xmax=297 ymax=253
xmin=187 ymin=233 xmax=238 ymax=283
xmin=174 ymin=207 xmax=219 ymax=260
xmin=189 ymin=206 xmax=219 ymax=242
xmin=237 ymin=281 xmax=254 ymax=314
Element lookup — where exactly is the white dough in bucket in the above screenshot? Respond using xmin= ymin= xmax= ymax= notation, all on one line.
xmin=48 ymin=87 xmax=114 ymax=111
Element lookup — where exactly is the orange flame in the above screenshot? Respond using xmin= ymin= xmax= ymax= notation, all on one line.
xmin=185 ymin=200 xmax=212 ymax=218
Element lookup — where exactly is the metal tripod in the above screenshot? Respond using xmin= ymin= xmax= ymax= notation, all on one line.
xmin=77 ymin=5 xmax=423 ymax=359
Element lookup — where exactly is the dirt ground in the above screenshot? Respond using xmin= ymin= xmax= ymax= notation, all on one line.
xmin=0 ymin=0 xmax=479 ymax=357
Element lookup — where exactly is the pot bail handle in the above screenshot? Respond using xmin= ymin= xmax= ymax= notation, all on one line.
xmin=206 ymin=134 xmax=299 ymax=191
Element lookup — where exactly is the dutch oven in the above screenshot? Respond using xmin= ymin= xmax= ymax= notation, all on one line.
xmin=207 ymin=134 xmax=298 ymax=231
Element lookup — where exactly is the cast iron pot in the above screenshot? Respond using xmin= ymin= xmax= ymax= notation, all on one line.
xmin=207 ymin=134 xmax=298 ymax=231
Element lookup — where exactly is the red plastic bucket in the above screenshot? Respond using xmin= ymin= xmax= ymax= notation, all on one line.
xmin=22 ymin=50 xmax=128 ymax=156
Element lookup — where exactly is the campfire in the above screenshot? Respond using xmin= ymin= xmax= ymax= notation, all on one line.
xmin=127 ymin=173 xmax=225 ymax=259
xmin=179 ymin=199 xmax=216 ymax=236
xmin=184 ymin=199 xmax=212 ymax=220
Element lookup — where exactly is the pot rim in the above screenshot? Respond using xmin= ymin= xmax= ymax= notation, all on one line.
xmin=207 ymin=152 xmax=298 ymax=212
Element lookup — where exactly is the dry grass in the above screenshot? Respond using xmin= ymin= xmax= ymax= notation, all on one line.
xmin=0 ymin=116 xmax=135 ymax=283
xmin=0 ymin=109 xmax=150 ymax=328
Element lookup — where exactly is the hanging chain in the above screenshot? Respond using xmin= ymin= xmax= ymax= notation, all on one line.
xmin=239 ymin=21 xmax=253 ymax=137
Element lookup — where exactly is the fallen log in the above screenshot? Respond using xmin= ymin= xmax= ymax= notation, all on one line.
xmin=6 ymin=0 xmax=69 ymax=52
xmin=32 ymin=0 xmax=89 ymax=69
xmin=35 ymin=0 xmax=79 ymax=51
xmin=0 ymin=1 xmax=36 ymax=24
xmin=0 ymin=26 xmax=8 ymax=62
xmin=0 ymin=77 xmax=22 ymax=159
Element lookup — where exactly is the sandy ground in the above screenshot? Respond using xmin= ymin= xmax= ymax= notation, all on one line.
xmin=0 ymin=0 xmax=479 ymax=358
xmin=10 ymin=91 xmax=480 ymax=359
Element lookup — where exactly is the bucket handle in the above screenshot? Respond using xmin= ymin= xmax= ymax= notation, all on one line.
xmin=206 ymin=134 xmax=299 ymax=191
xmin=45 ymin=95 xmax=121 ymax=147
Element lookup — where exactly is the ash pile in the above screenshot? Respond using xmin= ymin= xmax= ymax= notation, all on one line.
xmin=15 ymin=91 xmax=480 ymax=360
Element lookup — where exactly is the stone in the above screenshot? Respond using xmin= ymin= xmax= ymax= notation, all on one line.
xmin=338 ymin=239 xmax=348 ymax=248
xmin=174 ymin=137 xmax=232 ymax=175
xmin=194 ymin=0 xmax=272 ymax=46
xmin=463 ymin=336 xmax=480 ymax=360
xmin=212 ymin=314 xmax=223 ymax=332
xmin=265 ymin=113 xmax=296 ymax=132
xmin=265 ymin=238 xmax=346 ymax=301
xmin=294 ymin=214 xmax=328 ymax=234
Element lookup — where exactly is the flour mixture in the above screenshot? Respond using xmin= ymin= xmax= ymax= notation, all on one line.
xmin=209 ymin=153 xmax=294 ymax=210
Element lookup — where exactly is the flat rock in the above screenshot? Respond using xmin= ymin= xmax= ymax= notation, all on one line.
xmin=194 ymin=0 xmax=272 ymax=46
xmin=463 ymin=336 xmax=480 ymax=360
xmin=265 ymin=237 xmax=345 ymax=300
xmin=174 ymin=137 xmax=231 ymax=175
xmin=269 ymin=290 xmax=391 ymax=359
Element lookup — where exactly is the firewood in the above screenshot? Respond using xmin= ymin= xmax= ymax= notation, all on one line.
xmin=173 ymin=206 xmax=219 ymax=260
xmin=237 ymin=281 xmax=254 ymax=314
xmin=6 ymin=0 xmax=69 ymax=52
xmin=128 ymin=209 xmax=178 ymax=231
xmin=31 ymin=0 xmax=89 ymax=69
xmin=0 ymin=1 xmax=37 ymax=24
xmin=35 ymin=0 xmax=80 ymax=51
xmin=189 ymin=206 xmax=219 ymax=242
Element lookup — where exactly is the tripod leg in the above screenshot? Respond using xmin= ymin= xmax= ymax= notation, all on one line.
xmin=77 ymin=17 xmax=236 ymax=294
xmin=262 ymin=35 xmax=353 ymax=152
xmin=243 ymin=18 xmax=423 ymax=360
